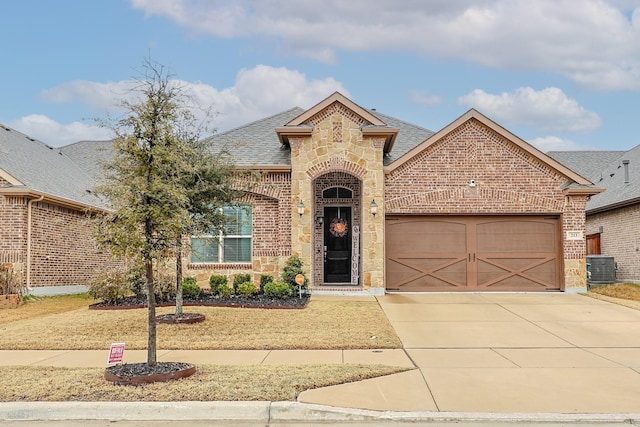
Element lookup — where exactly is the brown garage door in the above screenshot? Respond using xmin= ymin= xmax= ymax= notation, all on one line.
xmin=385 ymin=216 xmax=562 ymax=292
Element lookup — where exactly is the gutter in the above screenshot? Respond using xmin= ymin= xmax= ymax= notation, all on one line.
xmin=586 ymin=196 xmax=640 ymax=216
xmin=0 ymin=187 xmax=107 ymax=213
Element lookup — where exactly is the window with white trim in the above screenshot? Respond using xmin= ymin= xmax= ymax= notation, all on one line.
xmin=190 ymin=205 xmax=252 ymax=263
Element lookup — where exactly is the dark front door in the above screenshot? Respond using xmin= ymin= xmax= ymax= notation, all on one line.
xmin=324 ymin=206 xmax=352 ymax=283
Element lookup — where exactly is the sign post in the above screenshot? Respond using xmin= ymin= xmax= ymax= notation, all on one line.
xmin=107 ymin=342 xmax=125 ymax=366
xmin=295 ymin=274 xmax=305 ymax=298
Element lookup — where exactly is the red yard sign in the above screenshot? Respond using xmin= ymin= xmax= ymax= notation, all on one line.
xmin=107 ymin=342 xmax=125 ymax=365
xmin=295 ymin=274 xmax=304 ymax=285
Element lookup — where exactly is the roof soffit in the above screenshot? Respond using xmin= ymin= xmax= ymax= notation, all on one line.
xmin=384 ymin=109 xmax=594 ymax=187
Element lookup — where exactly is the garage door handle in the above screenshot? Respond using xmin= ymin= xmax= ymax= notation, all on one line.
xmin=468 ymin=253 xmax=476 ymax=262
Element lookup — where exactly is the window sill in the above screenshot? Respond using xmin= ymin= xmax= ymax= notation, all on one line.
xmin=187 ymin=263 xmax=252 ymax=270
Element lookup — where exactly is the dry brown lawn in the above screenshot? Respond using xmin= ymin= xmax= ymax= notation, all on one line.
xmin=0 ymin=297 xmax=401 ymax=350
xmin=0 ymin=364 xmax=409 ymax=402
xmin=586 ymin=283 xmax=640 ymax=310
xmin=0 ymin=294 xmax=96 ymax=324
xmin=0 ymin=295 xmax=408 ymax=402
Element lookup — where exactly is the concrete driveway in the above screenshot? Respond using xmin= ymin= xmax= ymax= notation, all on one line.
xmin=299 ymin=293 xmax=640 ymax=413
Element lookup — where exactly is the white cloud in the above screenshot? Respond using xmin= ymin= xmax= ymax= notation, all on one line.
xmin=130 ymin=0 xmax=640 ymax=91
xmin=40 ymin=80 xmax=137 ymax=110
xmin=9 ymin=115 xmax=114 ymax=147
xmin=528 ymin=135 xmax=597 ymax=152
xmin=410 ymin=90 xmax=441 ymax=107
xmin=458 ymin=87 xmax=602 ymax=133
xmin=30 ymin=65 xmax=347 ymax=145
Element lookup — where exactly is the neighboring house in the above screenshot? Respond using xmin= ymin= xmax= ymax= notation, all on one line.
xmin=549 ymin=145 xmax=640 ymax=283
xmin=0 ymin=92 xmax=602 ymax=295
xmin=0 ymin=126 xmax=118 ymax=295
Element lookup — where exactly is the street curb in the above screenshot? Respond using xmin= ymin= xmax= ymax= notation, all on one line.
xmin=1 ymin=401 xmax=640 ymax=424
xmin=0 ymin=401 xmax=270 ymax=422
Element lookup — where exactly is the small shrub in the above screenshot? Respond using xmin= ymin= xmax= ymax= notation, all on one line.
xmin=263 ymin=281 xmax=292 ymax=299
xmin=259 ymin=274 xmax=273 ymax=293
xmin=237 ymin=281 xmax=258 ymax=297
xmin=217 ymin=284 xmax=233 ymax=298
xmin=0 ymin=263 xmax=25 ymax=297
xmin=88 ymin=269 xmax=132 ymax=304
xmin=128 ymin=263 xmax=146 ymax=298
xmin=209 ymin=274 xmax=228 ymax=296
xmin=183 ymin=277 xmax=197 ymax=286
xmin=181 ymin=278 xmax=202 ymax=299
xmin=281 ymin=255 xmax=309 ymax=295
xmin=233 ymin=273 xmax=252 ymax=294
xmin=154 ymin=272 xmax=176 ymax=302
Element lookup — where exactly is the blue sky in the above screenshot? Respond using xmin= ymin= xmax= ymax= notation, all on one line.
xmin=1 ymin=0 xmax=639 ymax=152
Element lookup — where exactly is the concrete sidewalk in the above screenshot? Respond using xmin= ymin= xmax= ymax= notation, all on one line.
xmin=2 ymin=293 xmax=640 ymax=422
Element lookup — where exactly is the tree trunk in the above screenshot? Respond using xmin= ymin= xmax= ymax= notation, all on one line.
xmin=175 ymin=237 xmax=183 ymax=316
xmin=145 ymin=257 xmax=157 ymax=366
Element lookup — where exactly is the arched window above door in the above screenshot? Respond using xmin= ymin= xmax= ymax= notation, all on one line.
xmin=323 ymin=186 xmax=353 ymax=199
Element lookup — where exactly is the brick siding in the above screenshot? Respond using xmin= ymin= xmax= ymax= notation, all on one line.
xmin=385 ymin=120 xmax=567 ymax=214
xmin=29 ymin=201 xmax=121 ymax=288
xmin=0 ymin=196 xmax=120 ymax=289
xmin=184 ymin=171 xmax=292 ymax=287
xmin=586 ymin=205 xmax=640 ymax=282
xmin=384 ymin=118 xmax=589 ymax=290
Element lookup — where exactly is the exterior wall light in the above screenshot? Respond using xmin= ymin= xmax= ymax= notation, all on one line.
xmin=297 ymin=200 xmax=305 ymax=217
xmin=370 ymin=199 xmax=378 ymax=216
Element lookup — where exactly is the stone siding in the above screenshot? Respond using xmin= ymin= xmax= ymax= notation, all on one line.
xmin=290 ymin=102 xmax=385 ymax=290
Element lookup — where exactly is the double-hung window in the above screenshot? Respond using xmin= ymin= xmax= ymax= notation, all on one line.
xmin=190 ymin=205 xmax=252 ymax=263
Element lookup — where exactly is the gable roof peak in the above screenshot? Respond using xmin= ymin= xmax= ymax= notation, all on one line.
xmin=285 ymin=91 xmax=387 ymax=127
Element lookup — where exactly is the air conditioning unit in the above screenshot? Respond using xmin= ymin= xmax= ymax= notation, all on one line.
xmin=587 ymin=255 xmax=616 ymax=284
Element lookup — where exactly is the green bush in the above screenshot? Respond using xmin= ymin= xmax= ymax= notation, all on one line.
xmin=233 ymin=273 xmax=252 ymax=294
xmin=237 ymin=281 xmax=258 ymax=297
xmin=209 ymin=274 xmax=228 ymax=296
xmin=263 ymin=281 xmax=292 ymax=299
xmin=217 ymin=283 xmax=232 ymax=298
xmin=128 ymin=264 xmax=146 ymax=298
xmin=281 ymin=255 xmax=309 ymax=295
xmin=259 ymin=274 xmax=273 ymax=293
xmin=183 ymin=277 xmax=197 ymax=286
xmin=181 ymin=278 xmax=202 ymax=299
xmin=88 ymin=269 xmax=132 ymax=303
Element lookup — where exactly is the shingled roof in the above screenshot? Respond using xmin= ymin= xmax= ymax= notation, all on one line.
xmin=0 ymin=124 xmax=104 ymax=209
xmin=549 ymin=145 xmax=640 ymax=214
xmin=204 ymin=106 xmax=434 ymax=168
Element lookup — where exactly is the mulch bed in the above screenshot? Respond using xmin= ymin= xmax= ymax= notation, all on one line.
xmin=90 ymin=293 xmax=311 ymax=310
xmin=105 ymin=362 xmax=195 ymax=385
xmin=156 ymin=312 xmax=206 ymax=324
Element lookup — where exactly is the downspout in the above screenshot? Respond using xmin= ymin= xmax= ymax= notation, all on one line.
xmin=26 ymin=195 xmax=44 ymax=291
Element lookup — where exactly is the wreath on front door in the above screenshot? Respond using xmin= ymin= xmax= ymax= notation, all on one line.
xmin=329 ymin=217 xmax=349 ymax=238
